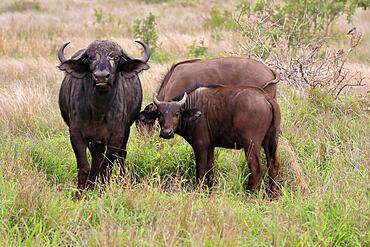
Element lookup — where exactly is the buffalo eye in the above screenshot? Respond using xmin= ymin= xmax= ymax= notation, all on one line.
xmin=108 ymin=55 xmax=119 ymax=61
xmin=175 ymin=112 xmax=180 ymax=117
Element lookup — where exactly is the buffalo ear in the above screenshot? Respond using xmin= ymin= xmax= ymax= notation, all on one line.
xmin=182 ymin=108 xmax=202 ymax=122
xmin=58 ymin=60 xmax=89 ymax=79
xmin=119 ymin=59 xmax=150 ymax=78
xmin=144 ymin=103 xmax=157 ymax=111
xmin=138 ymin=109 xmax=158 ymax=124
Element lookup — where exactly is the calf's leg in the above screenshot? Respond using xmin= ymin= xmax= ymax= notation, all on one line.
xmin=206 ymin=147 xmax=215 ymax=188
xmin=263 ymin=131 xmax=280 ymax=194
xmin=244 ymin=144 xmax=263 ymax=191
xmin=193 ymin=145 xmax=209 ymax=187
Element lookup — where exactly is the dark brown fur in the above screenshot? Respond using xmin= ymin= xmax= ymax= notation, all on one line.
xmin=58 ymin=40 xmax=150 ymax=196
xmin=137 ymin=57 xmax=280 ymax=132
xmin=154 ymin=86 xmax=281 ymax=193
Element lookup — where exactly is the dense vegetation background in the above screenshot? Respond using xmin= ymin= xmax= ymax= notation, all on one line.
xmin=0 ymin=0 xmax=369 ymax=245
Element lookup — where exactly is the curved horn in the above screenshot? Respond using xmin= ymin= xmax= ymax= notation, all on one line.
xmin=135 ymin=40 xmax=150 ymax=63
xmin=153 ymin=93 xmax=161 ymax=106
xmin=176 ymin=92 xmax=187 ymax=106
xmin=71 ymin=49 xmax=87 ymax=60
xmin=58 ymin=42 xmax=70 ymax=63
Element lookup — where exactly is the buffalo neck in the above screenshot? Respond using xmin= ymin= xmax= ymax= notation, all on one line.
xmin=177 ymin=90 xmax=206 ymax=137
xmin=85 ymin=75 xmax=118 ymax=115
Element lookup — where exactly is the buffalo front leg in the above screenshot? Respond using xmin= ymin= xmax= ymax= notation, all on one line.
xmin=193 ymin=145 xmax=209 ymax=187
xmin=206 ymin=147 xmax=215 ymax=188
xmin=99 ymin=139 xmax=125 ymax=185
xmin=116 ymin=131 xmax=130 ymax=179
xmin=86 ymin=142 xmax=105 ymax=189
xmin=70 ymin=131 xmax=89 ymax=196
xmin=99 ymin=151 xmax=116 ymax=186
xmin=116 ymin=144 xmax=127 ymax=181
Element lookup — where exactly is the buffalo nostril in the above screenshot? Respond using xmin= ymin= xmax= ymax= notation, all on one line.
xmin=93 ymin=70 xmax=110 ymax=81
xmin=163 ymin=129 xmax=172 ymax=136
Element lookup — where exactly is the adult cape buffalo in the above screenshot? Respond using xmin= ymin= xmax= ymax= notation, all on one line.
xmin=137 ymin=57 xmax=280 ymax=131
xmin=153 ymin=86 xmax=281 ymax=193
xmin=58 ymin=40 xmax=150 ymax=195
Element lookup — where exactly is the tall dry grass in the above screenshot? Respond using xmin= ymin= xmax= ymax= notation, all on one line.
xmin=0 ymin=0 xmax=369 ymax=245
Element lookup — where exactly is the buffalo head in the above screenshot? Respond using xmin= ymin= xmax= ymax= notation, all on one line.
xmin=58 ymin=40 xmax=150 ymax=91
xmin=153 ymin=93 xmax=201 ymax=139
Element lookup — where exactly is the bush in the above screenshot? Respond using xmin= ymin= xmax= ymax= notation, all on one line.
xmin=205 ymin=6 xmax=237 ymax=31
xmin=0 ymin=0 xmax=41 ymax=13
xmin=133 ymin=13 xmax=159 ymax=52
xmin=186 ymin=40 xmax=208 ymax=58
xmin=236 ymin=0 xmax=367 ymax=97
xmin=237 ymin=0 xmax=368 ymax=47
xmin=150 ymin=51 xmax=171 ymax=63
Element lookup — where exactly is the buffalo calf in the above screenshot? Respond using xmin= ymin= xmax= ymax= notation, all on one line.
xmin=153 ymin=86 xmax=281 ymax=193
xmin=137 ymin=57 xmax=280 ymax=133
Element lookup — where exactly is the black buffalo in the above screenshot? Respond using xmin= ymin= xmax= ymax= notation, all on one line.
xmin=58 ymin=40 xmax=150 ymax=195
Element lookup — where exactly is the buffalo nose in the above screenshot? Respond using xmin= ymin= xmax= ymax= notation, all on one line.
xmin=160 ymin=129 xmax=174 ymax=139
xmin=93 ymin=70 xmax=110 ymax=81
xmin=163 ymin=129 xmax=172 ymax=135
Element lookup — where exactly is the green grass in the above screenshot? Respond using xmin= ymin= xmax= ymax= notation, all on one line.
xmin=0 ymin=0 xmax=369 ymax=245
xmin=1 ymin=84 xmax=368 ymax=246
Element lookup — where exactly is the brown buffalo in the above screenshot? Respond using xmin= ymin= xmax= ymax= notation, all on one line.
xmin=137 ymin=57 xmax=280 ymax=131
xmin=58 ymin=40 xmax=150 ymax=195
xmin=153 ymin=85 xmax=281 ymax=193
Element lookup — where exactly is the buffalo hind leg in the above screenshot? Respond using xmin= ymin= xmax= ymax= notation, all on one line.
xmin=245 ymin=145 xmax=263 ymax=191
xmin=86 ymin=142 xmax=105 ymax=189
xmin=268 ymin=154 xmax=280 ymax=195
xmin=70 ymin=131 xmax=89 ymax=198
xmin=263 ymin=133 xmax=280 ymax=195
xmin=99 ymin=140 xmax=126 ymax=186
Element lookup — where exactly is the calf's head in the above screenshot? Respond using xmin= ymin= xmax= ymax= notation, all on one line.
xmin=153 ymin=93 xmax=202 ymax=139
xmin=58 ymin=40 xmax=150 ymax=92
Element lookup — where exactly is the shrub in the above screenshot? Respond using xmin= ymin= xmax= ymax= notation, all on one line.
xmin=133 ymin=13 xmax=159 ymax=52
xmin=236 ymin=0 xmax=367 ymax=97
xmin=150 ymin=51 xmax=171 ymax=63
xmin=93 ymin=8 xmax=104 ymax=23
xmin=206 ymin=6 xmax=237 ymax=31
xmin=0 ymin=0 xmax=41 ymax=13
xmin=186 ymin=40 xmax=208 ymax=58
xmin=237 ymin=0 xmax=368 ymax=48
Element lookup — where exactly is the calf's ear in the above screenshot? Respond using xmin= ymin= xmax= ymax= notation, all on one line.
xmin=138 ymin=109 xmax=158 ymax=123
xmin=182 ymin=109 xmax=202 ymax=122
xmin=145 ymin=103 xmax=157 ymax=111
xmin=119 ymin=59 xmax=150 ymax=78
xmin=58 ymin=60 xmax=89 ymax=79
